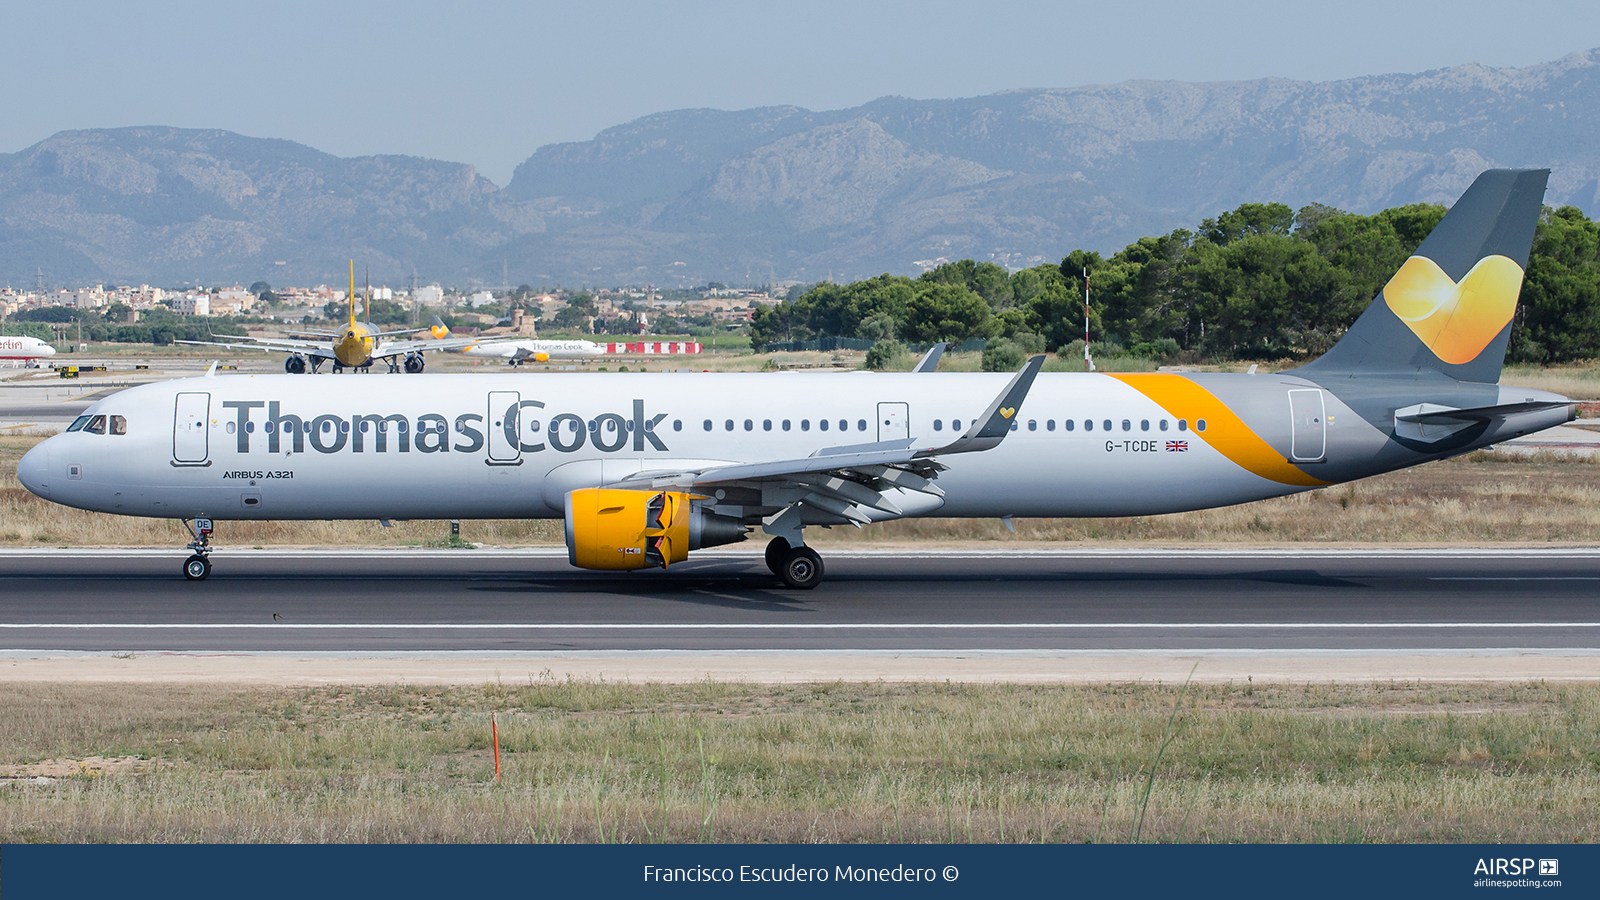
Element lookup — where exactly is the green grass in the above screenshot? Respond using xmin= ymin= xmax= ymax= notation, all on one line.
xmin=2 ymin=680 xmax=1597 ymax=843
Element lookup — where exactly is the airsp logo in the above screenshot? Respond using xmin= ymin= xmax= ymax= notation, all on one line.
xmin=1474 ymin=858 xmax=1543 ymax=876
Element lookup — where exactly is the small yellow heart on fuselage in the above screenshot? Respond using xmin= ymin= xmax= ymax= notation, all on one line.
xmin=1000 ymin=407 xmax=1015 ymax=419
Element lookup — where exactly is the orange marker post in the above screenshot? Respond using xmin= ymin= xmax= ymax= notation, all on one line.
xmin=492 ymin=713 xmax=501 ymax=783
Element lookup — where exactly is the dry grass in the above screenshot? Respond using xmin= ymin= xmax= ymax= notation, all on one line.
xmin=1502 ymin=362 xmax=1600 ymax=401
xmin=6 ymin=436 xmax=1600 ymax=547
xmin=812 ymin=450 xmax=1600 ymax=546
xmin=1 ymin=680 xmax=1596 ymax=844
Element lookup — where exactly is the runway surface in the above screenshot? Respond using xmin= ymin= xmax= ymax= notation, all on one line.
xmin=2 ymin=548 xmax=1598 ymax=654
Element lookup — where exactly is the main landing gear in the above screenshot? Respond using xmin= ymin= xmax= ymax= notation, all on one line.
xmin=764 ymin=536 xmax=824 ymax=589
xmin=182 ymin=517 xmax=214 ymax=581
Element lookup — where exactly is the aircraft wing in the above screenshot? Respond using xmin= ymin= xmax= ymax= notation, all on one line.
xmin=176 ymin=336 xmax=333 ymax=356
xmin=611 ymin=355 xmax=1045 ymax=523
xmin=372 ymin=336 xmax=486 ymax=359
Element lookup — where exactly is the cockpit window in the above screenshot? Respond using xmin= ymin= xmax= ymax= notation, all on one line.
xmin=85 ymin=415 xmax=107 ymax=435
xmin=66 ymin=416 xmax=91 ymax=433
xmin=109 ymin=415 xmax=127 ymax=436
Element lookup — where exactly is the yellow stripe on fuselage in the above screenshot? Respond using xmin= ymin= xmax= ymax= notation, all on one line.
xmin=1109 ymin=374 xmax=1327 ymax=487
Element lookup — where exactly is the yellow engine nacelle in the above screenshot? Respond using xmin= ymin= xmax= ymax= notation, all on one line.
xmin=564 ymin=488 xmax=747 ymax=571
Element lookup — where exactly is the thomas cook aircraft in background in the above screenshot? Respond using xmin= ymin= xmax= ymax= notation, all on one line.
xmin=429 ymin=317 xmax=606 ymax=364
xmin=17 ymin=170 xmax=1572 ymax=587
xmin=0 ymin=334 xmax=56 ymax=366
xmin=180 ymin=263 xmax=479 ymax=374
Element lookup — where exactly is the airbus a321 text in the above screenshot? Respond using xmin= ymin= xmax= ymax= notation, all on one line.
xmin=17 ymin=170 xmax=1573 ymax=587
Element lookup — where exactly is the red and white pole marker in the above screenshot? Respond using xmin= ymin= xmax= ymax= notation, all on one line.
xmin=492 ymin=713 xmax=501 ymax=783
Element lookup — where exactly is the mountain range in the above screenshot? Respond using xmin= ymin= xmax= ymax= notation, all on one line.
xmin=3 ymin=48 xmax=1597 ymax=289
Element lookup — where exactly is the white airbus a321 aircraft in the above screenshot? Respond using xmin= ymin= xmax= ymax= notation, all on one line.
xmin=16 ymin=170 xmax=1574 ymax=587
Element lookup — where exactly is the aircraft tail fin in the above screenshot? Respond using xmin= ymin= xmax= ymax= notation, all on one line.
xmin=429 ymin=315 xmax=450 ymax=340
xmin=1296 ymin=168 xmax=1549 ymax=384
xmin=348 ymin=261 xmax=357 ymax=328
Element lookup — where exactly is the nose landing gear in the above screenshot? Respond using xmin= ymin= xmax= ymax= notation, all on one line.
xmin=182 ymin=517 xmax=214 ymax=581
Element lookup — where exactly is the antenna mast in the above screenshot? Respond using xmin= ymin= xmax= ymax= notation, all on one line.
xmin=1083 ymin=266 xmax=1095 ymax=372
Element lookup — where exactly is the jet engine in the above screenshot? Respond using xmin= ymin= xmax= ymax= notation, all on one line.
xmin=564 ymin=488 xmax=747 ymax=571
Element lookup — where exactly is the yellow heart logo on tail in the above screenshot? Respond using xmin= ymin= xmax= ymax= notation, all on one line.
xmin=1000 ymin=407 xmax=1015 ymax=419
xmin=1383 ymin=255 xmax=1524 ymax=365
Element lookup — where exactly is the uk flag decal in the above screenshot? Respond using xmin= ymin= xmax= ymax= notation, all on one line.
xmin=1166 ymin=440 xmax=1188 ymax=452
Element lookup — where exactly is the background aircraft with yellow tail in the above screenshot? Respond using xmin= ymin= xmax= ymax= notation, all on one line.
xmin=19 ymin=170 xmax=1574 ymax=587
xmin=180 ymin=263 xmax=478 ymax=373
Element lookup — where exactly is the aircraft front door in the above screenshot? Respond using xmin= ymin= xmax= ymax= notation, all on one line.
xmin=1288 ymin=389 xmax=1326 ymax=462
xmin=877 ymin=402 xmax=910 ymax=441
xmin=487 ymin=391 xmax=521 ymax=463
xmin=172 ymin=392 xmax=210 ymax=465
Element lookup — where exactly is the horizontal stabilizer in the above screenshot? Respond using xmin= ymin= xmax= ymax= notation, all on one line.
xmin=1394 ymin=400 xmax=1571 ymax=423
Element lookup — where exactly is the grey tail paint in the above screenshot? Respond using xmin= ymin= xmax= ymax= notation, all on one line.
xmin=1292 ymin=168 xmax=1549 ymax=385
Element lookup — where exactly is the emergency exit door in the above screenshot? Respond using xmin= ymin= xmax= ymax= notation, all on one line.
xmin=1288 ymin=389 xmax=1326 ymax=462
xmin=172 ymin=392 xmax=210 ymax=464
xmin=487 ymin=391 xmax=521 ymax=463
xmin=878 ymin=402 xmax=910 ymax=441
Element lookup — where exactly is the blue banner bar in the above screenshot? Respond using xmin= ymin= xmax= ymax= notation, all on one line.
xmin=3 ymin=844 xmax=1592 ymax=898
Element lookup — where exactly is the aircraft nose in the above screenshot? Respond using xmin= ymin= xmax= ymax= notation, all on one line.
xmin=42 ymin=345 xmax=56 ymax=356
xmin=16 ymin=441 xmax=50 ymax=498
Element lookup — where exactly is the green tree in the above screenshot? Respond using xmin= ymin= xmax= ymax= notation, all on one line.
xmin=1512 ymin=206 xmax=1600 ymax=363
xmin=1200 ymin=202 xmax=1293 ymax=245
xmin=864 ymin=339 xmax=904 ymax=371
xmin=919 ymin=260 xmax=1014 ymax=309
xmin=980 ymin=337 xmax=1025 ymax=372
xmin=902 ymin=282 xmax=996 ymax=342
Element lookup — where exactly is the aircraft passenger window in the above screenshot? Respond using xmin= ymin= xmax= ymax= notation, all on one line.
xmin=66 ymin=416 xmax=90 ymax=432
xmin=819 ymin=419 xmax=829 ymax=431
xmin=744 ymin=419 xmax=753 ymax=431
xmin=858 ymin=419 xmax=866 ymax=431
xmin=226 ymin=422 xmax=236 ymax=435
xmin=86 ymin=415 xmax=106 ymax=435
xmin=951 ymin=420 xmax=961 ymax=431
xmin=589 ymin=420 xmax=599 ymax=434
xmin=1046 ymin=419 xmax=1055 ymax=431
xmin=340 ymin=421 xmax=351 ymax=433
xmin=1197 ymin=419 xmax=1208 ymax=432
xmin=1141 ymin=420 xmax=1150 ymax=431
xmin=109 ymin=416 xmax=126 ymax=436
xmin=1103 ymin=419 xmax=1112 ymax=431
xmin=703 ymin=419 xmax=712 ymax=431
xmin=320 ymin=420 xmax=333 ymax=434
xmin=1122 ymin=420 xmax=1131 ymax=432
xmin=839 ymin=419 xmax=848 ymax=431
xmin=801 ymin=419 xmax=810 ymax=431
xmin=1010 ymin=421 xmax=1017 ymax=431
xmin=607 ymin=419 xmax=619 ymax=433
xmin=1028 ymin=420 xmax=1037 ymax=431
xmin=531 ymin=420 xmax=541 ymax=432
xmin=933 ymin=420 xmax=943 ymax=431
xmin=1160 ymin=420 xmax=1169 ymax=431
xmin=673 ymin=419 xmax=682 ymax=431
xmin=1178 ymin=419 xmax=1188 ymax=432
xmin=1064 ymin=419 xmax=1075 ymax=432
xmin=724 ymin=419 xmax=734 ymax=431
xmin=1084 ymin=420 xmax=1093 ymax=432
xmin=782 ymin=420 xmax=791 ymax=431
xmin=763 ymin=419 xmax=772 ymax=431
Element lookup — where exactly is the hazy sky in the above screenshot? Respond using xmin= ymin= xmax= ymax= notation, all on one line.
xmin=7 ymin=0 xmax=1599 ymax=185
